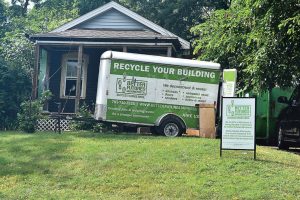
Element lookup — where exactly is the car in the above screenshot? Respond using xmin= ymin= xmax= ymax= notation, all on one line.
xmin=277 ymin=85 xmax=300 ymax=149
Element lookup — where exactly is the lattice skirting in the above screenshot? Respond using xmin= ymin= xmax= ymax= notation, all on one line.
xmin=37 ymin=119 xmax=71 ymax=131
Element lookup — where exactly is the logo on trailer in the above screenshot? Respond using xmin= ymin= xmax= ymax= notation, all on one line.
xmin=116 ymin=76 xmax=147 ymax=98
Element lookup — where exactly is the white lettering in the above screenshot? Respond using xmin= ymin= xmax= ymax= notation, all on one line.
xmin=114 ymin=63 xmax=120 ymax=69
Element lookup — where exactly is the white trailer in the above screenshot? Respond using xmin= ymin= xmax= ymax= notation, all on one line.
xmin=95 ymin=51 xmax=221 ymax=136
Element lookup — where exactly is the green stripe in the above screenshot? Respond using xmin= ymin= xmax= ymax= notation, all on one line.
xmin=111 ymin=59 xmax=220 ymax=84
xmin=106 ymin=99 xmax=199 ymax=128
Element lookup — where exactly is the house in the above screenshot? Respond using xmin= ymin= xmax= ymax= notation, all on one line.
xmin=30 ymin=1 xmax=190 ymax=114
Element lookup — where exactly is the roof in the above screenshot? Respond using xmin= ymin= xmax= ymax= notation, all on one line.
xmin=47 ymin=1 xmax=190 ymax=50
xmin=31 ymin=29 xmax=177 ymax=40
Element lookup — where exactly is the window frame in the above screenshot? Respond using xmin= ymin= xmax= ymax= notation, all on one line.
xmin=60 ymin=53 xmax=89 ymax=99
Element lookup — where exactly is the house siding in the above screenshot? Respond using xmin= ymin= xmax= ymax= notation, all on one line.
xmin=74 ymin=8 xmax=149 ymax=30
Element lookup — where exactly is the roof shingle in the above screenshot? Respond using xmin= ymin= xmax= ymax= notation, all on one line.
xmin=30 ymin=29 xmax=177 ymax=40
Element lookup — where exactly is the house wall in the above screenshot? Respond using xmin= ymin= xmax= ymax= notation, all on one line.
xmin=74 ymin=8 xmax=149 ymax=30
xmin=47 ymin=51 xmax=64 ymax=113
xmin=47 ymin=49 xmax=103 ymax=113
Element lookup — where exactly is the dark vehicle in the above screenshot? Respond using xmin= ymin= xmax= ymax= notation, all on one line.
xmin=277 ymin=85 xmax=300 ymax=149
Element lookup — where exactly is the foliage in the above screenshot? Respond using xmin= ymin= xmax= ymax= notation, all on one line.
xmin=17 ymin=99 xmax=42 ymax=133
xmin=0 ymin=0 xmax=78 ymax=75
xmin=0 ymin=58 xmax=31 ymax=130
xmin=92 ymin=122 xmax=109 ymax=133
xmin=0 ymin=0 xmax=8 ymax=38
xmin=191 ymin=0 xmax=300 ymax=92
xmin=8 ymin=0 xmax=32 ymax=16
xmin=0 ymin=131 xmax=300 ymax=199
xmin=121 ymin=0 xmax=230 ymax=39
xmin=1 ymin=32 xmax=34 ymax=74
xmin=70 ymin=103 xmax=97 ymax=131
xmin=17 ymin=90 xmax=52 ymax=133
xmin=70 ymin=103 xmax=110 ymax=132
xmin=26 ymin=2 xmax=79 ymax=33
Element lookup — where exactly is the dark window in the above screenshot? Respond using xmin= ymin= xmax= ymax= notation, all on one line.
xmin=64 ymin=60 xmax=84 ymax=97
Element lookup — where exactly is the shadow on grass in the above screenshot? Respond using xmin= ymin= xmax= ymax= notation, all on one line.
xmin=282 ymin=147 xmax=300 ymax=156
xmin=0 ymin=134 xmax=72 ymax=176
xmin=69 ymin=131 xmax=170 ymax=141
xmin=256 ymin=157 xmax=300 ymax=168
xmin=266 ymin=146 xmax=300 ymax=156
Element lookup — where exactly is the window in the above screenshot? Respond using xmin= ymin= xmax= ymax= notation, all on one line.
xmin=60 ymin=53 xmax=89 ymax=98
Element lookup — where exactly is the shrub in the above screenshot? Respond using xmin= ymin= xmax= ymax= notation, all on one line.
xmin=17 ymin=90 xmax=52 ymax=133
xmin=70 ymin=103 xmax=97 ymax=131
xmin=18 ymin=100 xmax=42 ymax=133
xmin=0 ymin=58 xmax=31 ymax=130
xmin=92 ymin=123 xmax=109 ymax=133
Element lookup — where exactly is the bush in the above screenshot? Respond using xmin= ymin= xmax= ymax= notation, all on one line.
xmin=92 ymin=123 xmax=109 ymax=133
xmin=17 ymin=90 xmax=52 ymax=133
xmin=18 ymin=100 xmax=42 ymax=133
xmin=70 ymin=103 xmax=97 ymax=131
xmin=0 ymin=58 xmax=31 ymax=130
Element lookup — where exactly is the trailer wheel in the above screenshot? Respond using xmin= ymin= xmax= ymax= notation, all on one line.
xmin=157 ymin=116 xmax=185 ymax=137
xmin=278 ymin=127 xmax=289 ymax=150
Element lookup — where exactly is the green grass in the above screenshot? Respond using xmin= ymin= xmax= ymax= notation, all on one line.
xmin=0 ymin=131 xmax=299 ymax=200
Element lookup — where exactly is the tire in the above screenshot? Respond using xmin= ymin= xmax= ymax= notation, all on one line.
xmin=278 ymin=127 xmax=289 ymax=150
xmin=157 ymin=116 xmax=185 ymax=137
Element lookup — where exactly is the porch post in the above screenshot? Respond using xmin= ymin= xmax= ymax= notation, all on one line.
xmin=43 ymin=49 xmax=50 ymax=111
xmin=75 ymin=44 xmax=83 ymax=113
xmin=32 ymin=44 xmax=40 ymax=99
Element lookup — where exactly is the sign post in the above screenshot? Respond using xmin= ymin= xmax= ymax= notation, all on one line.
xmin=221 ymin=97 xmax=256 ymax=159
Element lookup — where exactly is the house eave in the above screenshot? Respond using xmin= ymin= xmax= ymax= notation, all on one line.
xmin=30 ymin=36 xmax=182 ymax=51
xmin=34 ymin=40 xmax=176 ymax=48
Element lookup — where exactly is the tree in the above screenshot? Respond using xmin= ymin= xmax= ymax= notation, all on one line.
xmin=0 ymin=0 xmax=8 ymax=38
xmin=0 ymin=57 xmax=31 ymax=130
xmin=0 ymin=0 xmax=79 ymax=74
xmin=122 ymin=0 xmax=230 ymax=40
xmin=191 ymin=0 xmax=300 ymax=92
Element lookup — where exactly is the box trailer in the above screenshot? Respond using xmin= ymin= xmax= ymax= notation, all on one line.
xmin=94 ymin=51 xmax=221 ymax=136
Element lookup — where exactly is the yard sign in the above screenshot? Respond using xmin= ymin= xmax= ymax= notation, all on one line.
xmin=221 ymin=97 xmax=256 ymax=159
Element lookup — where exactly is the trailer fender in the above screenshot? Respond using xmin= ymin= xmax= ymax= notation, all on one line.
xmin=155 ymin=113 xmax=187 ymax=129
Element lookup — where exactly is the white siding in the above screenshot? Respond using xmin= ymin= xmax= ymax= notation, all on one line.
xmin=75 ymin=8 xmax=149 ymax=30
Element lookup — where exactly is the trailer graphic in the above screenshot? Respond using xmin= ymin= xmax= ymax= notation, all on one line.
xmin=95 ymin=51 xmax=221 ymax=136
xmin=116 ymin=77 xmax=148 ymax=97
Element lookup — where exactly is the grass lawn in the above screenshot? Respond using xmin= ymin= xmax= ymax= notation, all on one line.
xmin=0 ymin=131 xmax=299 ymax=200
